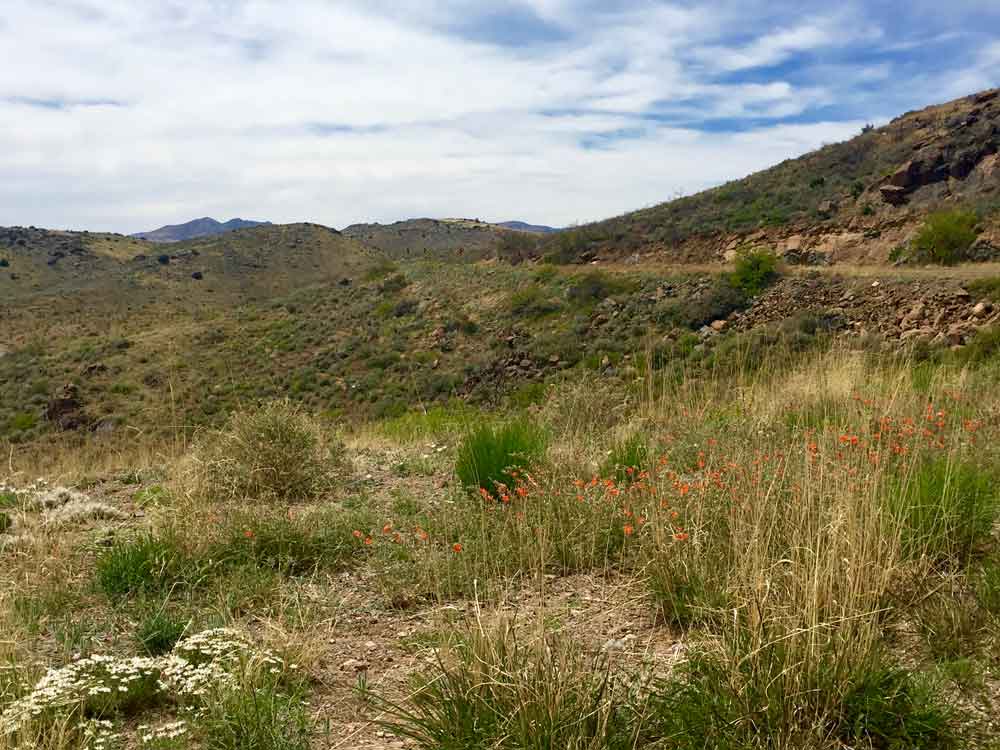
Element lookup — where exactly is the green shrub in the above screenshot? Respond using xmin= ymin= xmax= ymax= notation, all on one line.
xmin=566 ymin=270 xmax=633 ymax=308
xmin=135 ymin=607 xmax=187 ymax=656
xmin=600 ymin=434 xmax=649 ymax=483
xmin=910 ymin=210 xmax=978 ymax=265
xmin=729 ymin=248 xmax=779 ymax=295
xmin=967 ymin=276 xmax=1000 ymax=303
xmin=661 ymin=277 xmax=748 ymax=330
xmin=508 ymin=284 xmax=560 ymax=318
xmin=8 ymin=412 xmax=37 ymax=432
xmin=188 ymin=400 xmax=345 ymax=503
xmin=953 ymin=326 xmax=1000 ymax=365
xmin=455 ymin=419 xmax=547 ymax=497
xmin=888 ymin=459 xmax=997 ymax=562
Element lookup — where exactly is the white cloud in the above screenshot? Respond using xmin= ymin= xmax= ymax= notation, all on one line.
xmin=0 ymin=0 xmax=996 ymax=232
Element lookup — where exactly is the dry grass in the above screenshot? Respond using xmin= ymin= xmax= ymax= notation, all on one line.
xmin=2 ymin=341 xmax=998 ymax=747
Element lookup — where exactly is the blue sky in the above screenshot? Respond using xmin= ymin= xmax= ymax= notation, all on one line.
xmin=1 ymin=0 xmax=998 ymax=232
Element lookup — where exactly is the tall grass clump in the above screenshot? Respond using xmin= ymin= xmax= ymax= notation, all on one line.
xmin=186 ymin=400 xmax=345 ymax=503
xmin=372 ymin=618 xmax=635 ymax=749
xmin=455 ymin=419 xmax=547 ymax=498
xmin=96 ymin=533 xmax=202 ymax=600
xmin=888 ymin=458 xmax=997 ymax=563
xmin=600 ymin=433 xmax=649 ymax=484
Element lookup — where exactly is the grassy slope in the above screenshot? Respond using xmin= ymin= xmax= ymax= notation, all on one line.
xmin=542 ymin=89 xmax=1000 ymax=261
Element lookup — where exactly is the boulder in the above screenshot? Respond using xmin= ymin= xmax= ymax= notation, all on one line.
xmin=880 ymin=185 xmax=908 ymax=205
xmin=45 ymin=384 xmax=89 ymax=430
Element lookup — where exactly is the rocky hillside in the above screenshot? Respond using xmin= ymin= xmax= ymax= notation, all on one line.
xmin=342 ymin=217 xmax=545 ymax=261
xmin=543 ymin=89 xmax=1000 ymax=265
xmin=131 ymin=217 xmax=271 ymax=243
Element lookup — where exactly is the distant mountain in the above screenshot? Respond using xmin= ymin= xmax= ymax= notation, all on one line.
xmin=496 ymin=221 xmax=560 ymax=233
xmin=132 ymin=217 xmax=271 ymax=243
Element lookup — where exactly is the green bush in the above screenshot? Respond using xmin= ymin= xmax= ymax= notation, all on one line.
xmin=910 ymin=210 xmax=978 ymax=265
xmin=508 ymin=284 xmax=561 ymax=318
xmin=662 ymin=277 xmax=748 ymax=329
xmin=967 ymin=276 xmax=1000 ymax=303
xmin=888 ymin=459 xmax=997 ymax=563
xmin=455 ymin=419 xmax=547 ymax=497
xmin=566 ymin=270 xmax=633 ymax=308
xmin=188 ymin=400 xmax=345 ymax=503
xmin=729 ymin=248 xmax=779 ymax=295
xmin=8 ymin=412 xmax=37 ymax=432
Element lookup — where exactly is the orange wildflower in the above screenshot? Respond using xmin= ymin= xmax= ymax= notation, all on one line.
xmin=352 ymin=530 xmax=363 ymax=539
xmin=623 ymin=524 xmax=634 ymax=537
xmin=452 ymin=542 xmax=463 ymax=553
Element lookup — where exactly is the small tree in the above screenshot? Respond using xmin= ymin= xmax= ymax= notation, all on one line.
xmin=729 ymin=248 xmax=779 ymax=296
xmin=911 ymin=209 xmax=978 ymax=265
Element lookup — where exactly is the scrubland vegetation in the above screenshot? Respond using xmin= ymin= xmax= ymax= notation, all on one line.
xmin=2 ymin=324 xmax=1000 ymax=749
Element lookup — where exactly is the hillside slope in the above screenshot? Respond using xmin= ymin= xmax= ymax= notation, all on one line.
xmin=132 ymin=217 xmax=271 ymax=243
xmin=544 ymin=89 xmax=1000 ymax=265
xmin=342 ymin=217 xmax=548 ymax=261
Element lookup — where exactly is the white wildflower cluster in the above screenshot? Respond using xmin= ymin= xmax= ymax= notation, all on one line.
xmin=138 ymin=719 xmax=188 ymax=744
xmin=80 ymin=717 xmax=121 ymax=749
xmin=0 ymin=654 xmax=161 ymax=735
xmin=0 ymin=628 xmax=292 ymax=742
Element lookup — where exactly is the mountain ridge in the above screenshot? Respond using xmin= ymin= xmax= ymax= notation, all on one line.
xmin=132 ymin=217 xmax=272 ymax=243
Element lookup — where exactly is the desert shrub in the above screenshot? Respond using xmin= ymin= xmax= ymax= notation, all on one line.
xmin=887 ymin=458 xmax=997 ymax=562
xmin=566 ymin=270 xmax=633 ymax=307
xmin=187 ymin=400 xmax=345 ymax=503
xmin=508 ymin=284 xmax=560 ymax=318
xmin=600 ymin=434 xmax=650 ymax=483
xmin=455 ymin=419 xmax=547 ymax=497
xmin=8 ymin=412 xmax=37 ymax=432
xmin=662 ymin=277 xmax=747 ymax=329
xmin=364 ymin=259 xmax=399 ymax=281
xmin=953 ymin=325 xmax=1000 ymax=365
xmin=729 ymin=248 xmax=779 ymax=295
xmin=378 ymin=272 xmax=410 ymax=294
xmin=967 ymin=276 xmax=1000 ymax=303
xmin=135 ymin=607 xmax=188 ymax=656
xmin=910 ymin=210 xmax=978 ymax=265
xmin=371 ymin=620 xmax=634 ymax=748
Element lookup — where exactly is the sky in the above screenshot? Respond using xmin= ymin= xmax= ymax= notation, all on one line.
xmin=2 ymin=1 xmax=999 ymax=233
